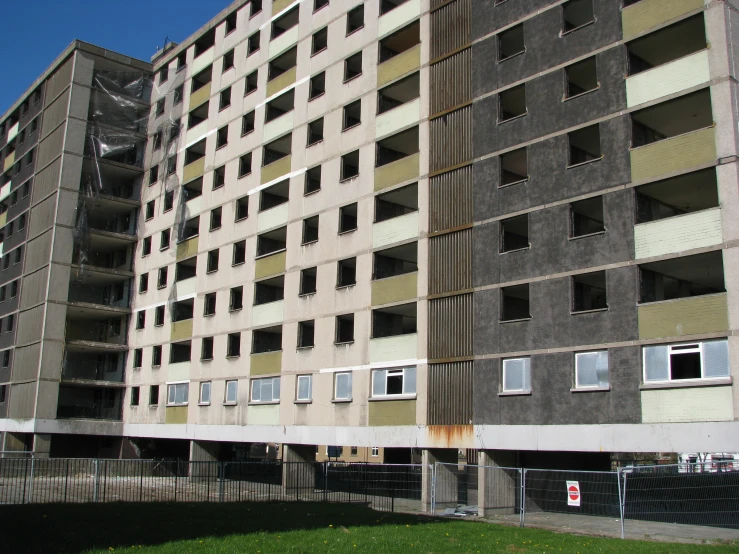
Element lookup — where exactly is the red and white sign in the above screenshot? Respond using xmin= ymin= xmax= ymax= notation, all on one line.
xmin=566 ymin=480 xmax=581 ymax=507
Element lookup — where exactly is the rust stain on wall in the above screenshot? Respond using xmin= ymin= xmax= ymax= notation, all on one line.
xmin=427 ymin=424 xmax=474 ymax=448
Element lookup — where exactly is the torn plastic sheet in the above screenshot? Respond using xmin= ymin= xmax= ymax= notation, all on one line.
xmin=93 ymin=70 xmax=147 ymax=101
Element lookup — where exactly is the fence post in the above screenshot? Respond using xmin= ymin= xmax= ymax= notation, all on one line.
xmin=219 ymin=461 xmax=225 ymax=502
xmin=64 ymin=459 xmax=70 ymax=503
xmin=139 ymin=460 xmax=144 ymax=503
xmin=26 ymin=456 xmax=35 ymax=504
xmin=430 ymin=463 xmax=436 ymax=514
xmin=93 ymin=459 xmax=99 ymax=502
xmin=620 ymin=470 xmax=627 ymax=540
xmin=520 ymin=468 xmax=526 ymax=528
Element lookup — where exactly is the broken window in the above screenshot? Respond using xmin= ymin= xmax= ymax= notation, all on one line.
xmin=499 ymin=85 xmax=526 ymax=122
xmin=643 ymin=339 xmax=729 ymax=383
xmin=570 ymin=196 xmax=604 ymax=238
xmin=309 ymin=72 xmax=326 ymax=100
xmin=572 ymin=271 xmax=607 ymax=312
xmin=337 ymin=257 xmax=357 ymax=287
xmin=500 ymin=215 xmax=529 ymax=253
xmin=341 ymin=150 xmax=360 ymax=180
xmin=500 ymin=284 xmax=530 ymax=321
xmin=498 ymin=24 xmax=524 ymax=61
xmin=298 ymin=321 xmax=315 ymax=348
xmin=300 ymin=267 xmax=317 ymax=295
xmin=335 ymin=314 xmax=355 ymax=344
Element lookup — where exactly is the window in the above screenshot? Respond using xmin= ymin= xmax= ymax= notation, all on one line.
xmin=155 ymin=305 xmax=165 ymax=326
xmin=167 ymin=155 xmax=177 ymax=175
xmin=201 ymin=294 xmax=216 ymax=317
xmin=307 ymin=118 xmax=324 ymax=146
xmin=502 ymin=357 xmax=531 ymax=392
xmin=139 ymin=273 xmax=149 ymax=293
xmin=242 ymin=111 xmax=255 ymax=135
xmin=335 ymin=313 xmax=354 ymax=344
xmin=568 ymin=124 xmax=602 ymax=165
xmin=562 ymin=0 xmax=594 ymax=34
xmin=341 ymin=150 xmax=359 ymax=180
xmin=500 ymin=214 xmax=529 ymax=252
xmin=225 ymin=11 xmax=237 ymax=34
xmin=371 ymin=447 xmax=379 ymax=457
xmin=343 ymin=100 xmax=361 ymax=130
xmin=575 ymin=350 xmax=609 ymax=389
xmin=17 ymin=215 xmax=24 ymax=230
xmin=312 ymin=27 xmax=328 ymax=55
xmin=499 ymin=85 xmax=526 ymax=122
xmin=235 ymin=196 xmax=249 ymax=221
xmin=133 ymin=348 xmax=143 ymax=369
xmin=136 ymin=311 xmax=146 ymax=330
xmin=223 ymin=50 xmax=235 ymax=72
xmin=216 ymin=125 xmax=229 ymax=149
xmin=164 ymin=190 xmax=174 ymax=211
xmin=158 ymin=267 xmax=168 ymax=288
xmin=302 ymin=216 xmax=319 ymax=244
xmin=570 ymin=196 xmax=604 ymax=237
xmin=251 ymin=377 xmax=280 ymax=403
xmin=30 ymin=118 xmax=38 ymax=134
xmin=149 ymin=385 xmax=159 ymax=406
xmin=500 ymin=284 xmax=530 ymax=321
xmin=498 ymin=24 xmax=524 ymax=61
xmin=500 ymin=148 xmax=528 ymax=186
xmin=159 ymin=67 xmax=169 ymax=84
xmin=250 ymin=0 xmax=262 ymax=17
xmin=232 ymin=240 xmax=246 ymax=265
xmin=210 ymin=207 xmax=222 ymax=231
xmin=245 ymin=71 xmax=258 ymax=95
xmin=145 ymin=201 xmax=155 ymax=220
xmin=167 ymin=383 xmax=189 ymax=405
xmin=155 ymin=99 xmax=165 ymax=117
xmin=160 ymin=229 xmax=171 ymax=250
xmin=314 ymin=0 xmax=329 ymax=11
xmin=298 ymin=320 xmax=315 ymax=348
xmin=0 ymin=385 xmax=6 ymax=404
xmin=300 ymin=267 xmax=317 ymax=295
xmin=227 ymin=332 xmax=241 ymax=357
xmin=572 ymin=271 xmax=607 ymax=312
xmin=201 ymin=337 xmax=214 ymax=360
xmin=248 ymin=31 xmax=261 ymax=55
xmin=643 ymin=340 xmax=729 ymax=383
xmin=309 ymin=72 xmax=325 ymax=100
xmin=225 ymin=380 xmax=238 ymax=404
xmin=2 ymin=350 xmax=9 ymax=368
xmin=230 ymin=286 xmax=244 ymax=311
xmin=297 ymin=374 xmax=312 ymax=401
xmin=339 ymin=203 xmax=358 ymax=234
xmin=21 ymin=182 xmax=29 ymax=198
xmin=337 ymin=257 xmax=356 ymax=287
xmin=344 ymin=52 xmax=363 ymax=81
xmin=152 ymin=345 xmax=162 ymax=366
xmin=200 ymin=381 xmax=212 ymax=404
xmin=149 ymin=166 xmax=159 ymax=184
xmin=239 ymin=153 xmax=252 ymax=177
xmin=131 ymin=387 xmax=140 ymax=406
xmin=346 ymin=5 xmax=364 ymax=34
xmin=305 ymin=166 xmax=321 ymax=194
xmin=334 ymin=372 xmax=352 ymax=400
xmin=173 ymin=85 xmax=184 ymax=106
xmin=0 ymin=287 xmax=4 ymax=302
xmin=565 ymin=57 xmax=598 ymax=98
xmin=372 ymin=367 xmax=416 ymax=397
xmin=13 ymin=247 xmax=21 ymax=265
xmin=207 ymin=249 xmax=220 ymax=272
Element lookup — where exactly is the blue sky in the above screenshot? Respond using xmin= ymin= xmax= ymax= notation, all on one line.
xmin=0 ymin=0 xmax=231 ymax=115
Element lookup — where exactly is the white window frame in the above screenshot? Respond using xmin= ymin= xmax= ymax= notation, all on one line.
xmin=296 ymin=374 xmax=312 ymax=401
xmin=166 ymin=382 xmax=189 ymax=406
xmin=199 ymin=381 xmax=211 ymax=405
xmin=251 ymin=376 xmax=281 ymax=403
xmin=371 ymin=367 xmax=417 ymax=398
xmin=334 ymin=371 xmax=352 ymax=400
xmin=574 ymin=350 xmax=609 ymax=389
xmin=371 ymin=447 xmax=379 ymax=457
xmin=502 ymin=357 xmax=531 ymax=393
xmin=225 ymin=379 xmax=239 ymax=404
xmin=643 ymin=339 xmax=730 ymax=384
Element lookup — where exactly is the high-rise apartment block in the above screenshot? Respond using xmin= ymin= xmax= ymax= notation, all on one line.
xmin=1 ymin=0 xmax=739 ymax=468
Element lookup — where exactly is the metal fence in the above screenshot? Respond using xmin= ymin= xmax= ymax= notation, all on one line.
xmin=0 ymin=457 xmax=425 ymax=512
xmin=431 ymin=462 xmax=739 ymax=537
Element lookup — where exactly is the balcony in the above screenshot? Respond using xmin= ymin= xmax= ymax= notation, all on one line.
xmin=267 ymin=48 xmax=297 ymax=97
xmin=379 ymin=0 xmax=420 ymax=37
xmin=192 ymin=47 xmax=215 ymax=75
xmin=375 ymin=128 xmax=420 ymax=191
xmin=65 ymin=317 xmax=128 ymax=351
xmin=253 ymin=275 xmax=285 ymax=326
xmin=269 ymin=24 xmax=299 ymax=59
xmin=61 ymin=351 xmax=125 ymax=384
xmin=377 ymin=23 xmax=420 ymax=87
xmin=372 ymin=243 xmax=418 ymax=305
xmin=370 ymin=303 xmax=418 ymax=363
xmin=251 ymin=326 xmax=283 ymax=375
xmin=57 ymin=386 xmax=123 ymax=421
xmin=622 ymin=0 xmax=703 ymax=41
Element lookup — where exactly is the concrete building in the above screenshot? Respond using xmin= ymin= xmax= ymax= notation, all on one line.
xmin=2 ymin=0 xmax=739 ymax=469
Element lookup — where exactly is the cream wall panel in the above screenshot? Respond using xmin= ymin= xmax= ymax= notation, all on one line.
xmin=378 ymin=0 xmax=421 ymax=37
xmin=634 ymin=208 xmax=722 ymax=259
xmin=269 ymin=26 xmax=299 ymax=59
xmin=167 ymin=362 xmax=191 ymax=382
xmin=263 ymin=112 xmax=295 ymax=143
xmin=642 ymin=386 xmax=733 ymax=423
xmin=376 ymin=98 xmax=421 ymax=139
xmin=373 ymin=212 xmax=419 ymax=248
xmin=626 ymin=50 xmax=710 ymax=108
xmin=185 ymin=120 xmax=208 ymax=144
xmin=257 ymin=203 xmax=289 ymax=232
xmin=247 ymin=404 xmax=280 ymax=425
xmin=622 ymin=0 xmax=704 ymax=41
xmin=370 ymin=333 xmax=418 ymax=363
xmin=252 ymin=300 xmax=284 ymax=327
xmin=192 ymin=47 xmax=215 ymax=76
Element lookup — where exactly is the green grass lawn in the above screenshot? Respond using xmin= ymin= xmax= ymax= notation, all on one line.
xmin=2 ymin=502 xmax=736 ymax=554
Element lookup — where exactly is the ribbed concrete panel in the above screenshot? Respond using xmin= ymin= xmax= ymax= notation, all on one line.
xmin=431 ymin=49 xmax=471 ymax=115
xmin=12 ymin=343 xmax=40 ymax=381
xmin=28 ymin=194 xmax=57 ymax=240
xmin=368 ymin=399 xmax=416 ymax=425
xmin=429 ymin=166 xmax=472 ymax=232
xmin=626 ymin=50 xmax=709 ymax=108
xmin=630 ymin=127 xmax=716 ymax=182
xmin=428 ymin=294 xmax=472 ymax=359
xmin=24 ymin=231 xmax=53 ymax=274
xmin=41 ymin=88 xmax=70 ymax=137
xmin=8 ymin=383 xmax=36 ymax=418
xmin=430 ymin=0 xmax=471 ymax=60
xmin=430 ymin=106 xmax=472 ymax=173
xmin=32 ymin=158 xmax=61 ymax=204
xmin=37 ymin=124 xmax=65 ymax=169
xmin=44 ymin=56 xmax=73 ymax=106
xmin=622 ymin=0 xmax=703 ymax=41
xmin=429 ymin=229 xmax=472 ymax=294
xmin=16 ymin=305 xmax=45 ymax=345
xmin=427 ymin=361 xmax=473 ymax=425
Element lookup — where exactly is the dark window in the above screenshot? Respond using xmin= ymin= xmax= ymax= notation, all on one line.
xmin=142 ymin=236 xmax=152 ymax=256
xmin=139 ymin=273 xmax=149 ymax=293
xmin=570 ymin=196 xmax=605 ymax=237
xmin=248 ymin=31 xmax=261 ymax=55
xmin=501 ymin=284 xmax=530 ymax=321
xmin=216 ymin=125 xmax=229 ymax=148
xmin=233 ymin=240 xmax=246 ymax=265
xmin=230 ymin=286 xmax=244 ymax=311
xmin=167 ymin=155 xmax=177 ymax=175
xmin=337 ymin=257 xmax=357 ymax=287
xmin=201 ymin=337 xmax=214 ymax=360
xmin=155 ymin=305 xmax=165 ymax=326
xmin=152 ymin=345 xmax=162 ymax=366
xmin=213 ymin=166 xmax=225 ymax=190
xmin=210 ymin=207 xmax=222 ymax=231
xmin=341 ymin=150 xmax=359 ymax=180
xmin=204 ymin=292 xmax=217 ymax=315
xmin=300 ymin=267 xmax=317 ymax=295
xmin=346 ymin=5 xmax=364 ymax=34
xmin=223 ymin=50 xmax=235 ymax=71
xmin=242 ymin=111 xmax=255 ymax=135
xmin=245 ymin=71 xmax=258 ymax=95
xmin=173 ymin=85 xmax=184 ymax=105
xmin=207 ymin=249 xmax=220 ymax=272
xmin=302 ymin=216 xmax=319 ymax=244
xmin=160 ymin=229 xmax=170 ymax=250
xmin=131 ymin=387 xmax=140 ymax=406
xmin=149 ymin=166 xmax=159 ymax=184
xmin=562 ymin=0 xmax=595 ymax=33
xmin=344 ymin=52 xmax=363 ymax=81
xmin=500 ymin=148 xmax=528 ymax=186
xmin=136 ymin=311 xmax=146 ymax=329
xmin=133 ymin=348 xmax=143 ymax=368
xmin=153 ymin=131 xmax=162 ymax=150
xmin=498 ymin=24 xmax=524 ymax=61
xmin=164 ymin=190 xmax=174 ymax=211
xmin=145 ymin=201 xmax=155 ymax=220
xmin=225 ymin=11 xmax=237 ymax=34
xmin=220 ymin=87 xmax=232 ymax=110
xmin=309 ymin=72 xmax=326 ymax=100
xmin=565 ymin=57 xmax=598 ymax=98
xmin=158 ymin=266 xmax=168 ymax=288
xmin=342 ymin=100 xmax=361 ymax=130
xmin=307 ymin=118 xmax=324 ymax=146
xmin=335 ymin=314 xmax=354 ymax=343
xmin=149 ymin=385 xmax=159 ymax=405
xmin=251 ymin=0 xmax=262 ymax=17
xmin=239 ymin=153 xmax=252 ymax=177
xmin=312 ymin=27 xmax=328 ymax=55
xmin=499 ymin=85 xmax=526 ymax=122
xmin=500 ymin=214 xmax=529 ymax=252
xmin=156 ymin=99 xmax=165 ymax=117
xmin=339 ymin=203 xmax=358 ymax=233
xmin=235 ymin=196 xmax=249 ymax=221
xmin=572 ymin=271 xmax=608 ymax=312
xmin=227 ymin=333 xmax=241 ymax=357
xmin=298 ymin=320 xmax=315 ymax=348
xmin=305 ymin=166 xmax=321 ymax=194
xmin=314 ymin=0 xmax=329 ymax=10
xmin=568 ymin=124 xmax=602 ymax=165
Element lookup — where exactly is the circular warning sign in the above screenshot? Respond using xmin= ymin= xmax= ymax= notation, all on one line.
xmin=566 ymin=480 xmax=581 ymax=507
xmin=568 ymin=485 xmax=579 ymax=501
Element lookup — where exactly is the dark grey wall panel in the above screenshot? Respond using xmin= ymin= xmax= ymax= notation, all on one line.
xmin=472 ymin=0 xmax=556 ymax=40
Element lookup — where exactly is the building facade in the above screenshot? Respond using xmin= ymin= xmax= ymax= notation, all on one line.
xmin=2 ymin=0 xmax=739 ymax=468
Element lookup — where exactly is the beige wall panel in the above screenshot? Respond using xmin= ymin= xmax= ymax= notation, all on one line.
xmin=377 ymin=45 xmax=421 ymax=87
xmin=257 ymin=203 xmax=289 ymax=232
xmin=372 ymin=212 xmax=419 ymax=248
xmin=638 ymin=293 xmax=729 ymax=340
xmin=165 ymin=406 xmax=188 ymax=424
xmin=176 ymin=237 xmax=199 ymax=261
xmin=268 ymin=26 xmax=299 ymax=59
xmin=273 ymin=0 xmax=293 ymax=15
xmin=171 ymin=319 xmax=194 ymax=341
xmin=368 ymin=399 xmax=416 ymax=425
xmin=375 ymin=153 xmax=420 ymax=191
xmin=372 ymin=273 xmax=418 ymax=306
xmin=641 ymin=386 xmax=733 ymax=423
xmin=247 ymin=404 xmax=280 ymax=425
xmin=261 ymin=155 xmax=292 ymax=184
xmin=183 ymin=158 xmax=206 ymax=184
xmin=370 ymin=333 xmax=418 ymax=363
xmin=189 ymin=83 xmax=211 ymax=111
xmin=379 ymin=0 xmax=420 ymax=37
xmin=251 ymin=351 xmax=282 ymax=375
xmin=252 ymin=300 xmax=284 ymax=327
xmin=192 ymin=47 xmax=214 ymax=76
xmin=630 ymin=128 xmax=716 ymax=182
xmin=266 ymin=67 xmax=297 ymax=98
xmin=255 ymin=251 xmax=287 ymax=279
xmin=634 ymin=208 xmax=722 ymax=259
xmin=622 ymin=0 xmax=704 ymax=41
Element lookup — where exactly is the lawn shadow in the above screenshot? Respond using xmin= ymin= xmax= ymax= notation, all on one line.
xmin=0 ymin=501 xmax=435 ymax=554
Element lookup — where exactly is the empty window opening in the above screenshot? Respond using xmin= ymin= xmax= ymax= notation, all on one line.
xmin=225 ymin=11 xmax=237 ymax=34
xmin=210 ymin=207 xmax=222 ymax=231
xmin=565 ymin=57 xmax=598 ymax=98
xmin=248 ymin=31 xmax=261 ymax=55
xmin=239 ymin=153 xmax=252 ymax=177
xmin=265 ymin=89 xmax=295 ymax=123
xmin=373 ymin=242 xmax=417 ymax=280
xmin=223 ymin=50 xmax=235 ymax=72
xmin=230 ymin=286 xmax=244 ymax=311
xmin=498 ymin=24 xmax=524 ymax=61
xmin=341 ymin=150 xmax=360 ymax=180
xmin=213 ymin=166 xmax=225 ymax=190
xmin=337 ymin=257 xmax=357 ymax=287
xmin=302 ymin=216 xmax=319 ymax=244
xmin=257 ymin=226 xmax=287 ymax=256
xmin=381 ymin=0 xmax=409 ymax=15
xmin=312 ymin=27 xmax=328 ymax=55
xmin=307 ymin=118 xmax=324 ymax=146
xmin=572 ymin=271 xmax=608 ymax=312
xmin=335 ymin=314 xmax=355 ymax=343
xmin=639 ymin=251 xmax=725 ymax=303
xmin=568 ymin=124 xmax=601 ymax=165
xmin=305 ymin=166 xmax=321 ymax=194
xmin=631 ymin=90 xmax=712 ymax=148
xmin=183 ymin=178 xmax=203 ymax=203
xmin=344 ymin=52 xmax=363 ymax=82
xmin=131 ymin=387 xmax=140 ymax=406
xmin=298 ymin=321 xmax=315 ymax=348
xmin=194 ymin=29 xmax=215 ymax=57
xmin=570 ymin=196 xmax=604 ymax=238
xmin=501 ymin=284 xmax=530 ymax=321
xmin=220 ymin=86 xmax=232 ymax=110
xmin=255 ymin=275 xmax=285 ymax=305
xmin=245 ymin=71 xmax=258 ymax=95
xmin=635 ymin=169 xmax=718 ymax=224
xmin=346 ymin=5 xmax=364 ymax=35
xmin=175 ymin=257 xmax=197 ymax=282
xmin=269 ymin=47 xmax=297 ymax=81
xmin=343 ymin=100 xmax=362 ymax=130
xmin=300 ymin=267 xmax=317 ymax=295
xmin=204 ymin=292 xmax=217 ymax=315
xmin=379 ymin=21 xmax=420 ymax=63
xmin=242 ymin=111 xmax=255 ymax=135
xmin=188 ymin=102 xmax=209 ymax=129
xmin=500 ymin=214 xmax=529 ymax=253
xmin=232 ymin=240 xmax=246 ymax=265
xmin=339 ymin=203 xmax=358 ymax=234
xmin=191 ymin=67 xmax=212 ymax=94
xmin=562 ymin=0 xmax=594 ymax=34
xmin=500 ymin=148 xmax=528 ymax=186
xmin=499 ymin=85 xmax=526 ymax=122
xmin=201 ymin=337 xmax=214 ymax=360
xmin=309 ymin=72 xmax=326 ymax=100
xmin=152 ymin=346 xmax=162 ymax=366
xmin=376 ymin=127 xmax=418 ymax=167
xmin=263 ymin=134 xmax=292 ymax=166
xmin=184 ymin=140 xmax=206 ymax=167
xmin=216 ymin=125 xmax=229 ymax=149
xmin=372 ymin=303 xmax=417 ymax=338
xmin=172 ymin=298 xmax=194 ymax=322
xmin=375 ymin=183 xmax=418 ymax=222
xmin=252 ymin=326 xmax=282 ymax=353
xmin=314 ymin=0 xmax=329 ymax=11
xmin=207 ymin=249 xmax=220 ymax=272
xmin=250 ymin=0 xmax=262 ymax=17
xmin=259 ymin=179 xmax=289 ymax=211
xmin=626 ymin=15 xmax=706 ymax=76
xmin=377 ymin=73 xmax=420 ymax=114
xmin=180 ymin=215 xmax=200 ymax=241
xmin=235 ymin=196 xmax=249 ymax=221
xmin=272 ymin=6 xmax=299 ymax=39
xmin=170 ymin=341 xmax=192 ymax=364
xmin=228 ymin=332 xmax=242 ymax=357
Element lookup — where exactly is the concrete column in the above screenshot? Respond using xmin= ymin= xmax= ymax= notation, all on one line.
xmin=32 ymin=434 xmax=52 ymax=459
xmin=478 ymin=450 xmax=518 ymax=517
xmin=189 ymin=440 xmax=220 ymax=480
xmin=281 ymin=444 xmax=316 ymax=498
xmin=421 ymin=448 xmax=459 ymax=513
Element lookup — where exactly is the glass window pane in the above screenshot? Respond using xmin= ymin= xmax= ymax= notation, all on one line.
xmin=273 ymin=377 xmax=280 ymax=400
xmin=372 ymin=369 xmax=386 ymax=396
xmin=168 ymin=384 xmax=175 ymax=404
xmin=336 ymin=372 xmax=351 ymax=399
xmin=576 ymin=351 xmax=608 ymax=388
xmin=404 ymin=367 xmax=417 ymax=394
xmin=503 ymin=358 xmax=524 ymax=391
xmin=251 ymin=380 xmax=261 ymax=401
xmin=703 ymin=339 xmax=729 ymax=379
xmin=261 ymin=379 xmax=272 ymax=402
xmin=644 ymin=345 xmax=669 ymax=381
xmin=298 ymin=375 xmax=310 ymax=400
xmin=201 ymin=382 xmax=211 ymax=403
xmin=226 ymin=380 xmax=238 ymax=402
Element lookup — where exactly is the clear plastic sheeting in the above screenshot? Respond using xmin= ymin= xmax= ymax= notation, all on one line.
xmin=93 ymin=70 xmax=149 ymax=101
